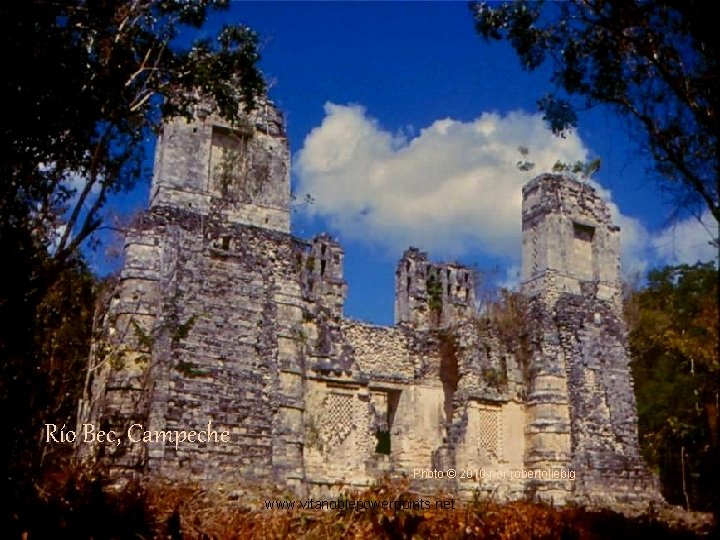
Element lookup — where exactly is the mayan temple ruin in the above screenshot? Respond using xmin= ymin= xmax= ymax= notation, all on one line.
xmin=78 ymin=97 xmax=661 ymax=508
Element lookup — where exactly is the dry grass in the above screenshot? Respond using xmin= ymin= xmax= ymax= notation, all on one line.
xmin=19 ymin=472 xmax=714 ymax=539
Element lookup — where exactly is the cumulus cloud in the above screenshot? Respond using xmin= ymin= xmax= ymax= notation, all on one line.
xmin=296 ymin=103 xmax=717 ymax=277
xmin=586 ymin=181 xmax=654 ymax=277
xmin=296 ymin=103 xmax=587 ymax=259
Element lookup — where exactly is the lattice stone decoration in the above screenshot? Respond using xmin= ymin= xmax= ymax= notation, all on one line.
xmin=477 ymin=405 xmax=503 ymax=460
xmin=319 ymin=392 xmax=357 ymax=447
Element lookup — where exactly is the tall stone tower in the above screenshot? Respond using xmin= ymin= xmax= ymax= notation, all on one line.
xmin=521 ymin=174 xmax=659 ymax=506
xmin=79 ymin=98 xmax=308 ymax=488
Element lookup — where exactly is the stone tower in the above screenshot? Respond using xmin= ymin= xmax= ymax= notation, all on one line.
xmin=521 ymin=174 xmax=659 ymax=506
xmin=79 ymin=98 xmax=308 ymax=487
xmin=521 ymin=173 xmax=621 ymax=302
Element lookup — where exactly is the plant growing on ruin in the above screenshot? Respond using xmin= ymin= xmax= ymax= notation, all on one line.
xmin=426 ymin=275 xmax=443 ymax=314
xmin=551 ymin=158 xmax=602 ymax=181
xmin=171 ymin=314 xmax=200 ymax=345
xmin=305 ymin=256 xmax=317 ymax=273
xmin=174 ymin=360 xmax=209 ymax=378
xmin=291 ymin=326 xmax=309 ymax=346
xmin=304 ymin=415 xmax=322 ymax=452
xmin=481 ymin=367 xmax=507 ymax=390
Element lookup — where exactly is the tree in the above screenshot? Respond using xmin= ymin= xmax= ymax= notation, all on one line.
xmin=471 ymin=0 xmax=719 ymax=226
xmin=1 ymin=0 xmax=263 ymax=283
xmin=0 ymin=1 xmax=264 ymax=532
xmin=626 ymin=263 xmax=718 ymax=513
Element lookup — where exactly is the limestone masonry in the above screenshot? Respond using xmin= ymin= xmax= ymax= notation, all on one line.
xmin=78 ymin=98 xmax=661 ymax=507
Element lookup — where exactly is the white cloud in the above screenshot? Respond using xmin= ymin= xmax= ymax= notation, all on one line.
xmin=296 ymin=103 xmax=587 ymax=259
xmin=296 ymin=103 xmax=717 ymax=277
xmin=651 ymin=211 xmax=718 ymax=265
xmin=587 ymin=180 xmax=654 ymax=277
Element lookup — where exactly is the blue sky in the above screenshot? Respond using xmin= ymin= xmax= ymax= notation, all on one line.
xmin=100 ymin=2 xmax=717 ymax=325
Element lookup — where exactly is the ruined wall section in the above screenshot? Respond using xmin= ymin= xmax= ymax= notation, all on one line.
xmin=342 ymin=322 xmax=414 ymax=381
xmin=300 ymin=234 xmax=347 ymax=320
xmin=395 ymin=248 xmax=475 ymax=330
xmin=555 ymin=289 xmax=658 ymax=506
xmin=447 ymin=321 xmax=526 ymax=499
xmin=336 ymin=315 xmax=527 ymax=498
xmin=295 ymin=235 xmax=381 ymax=489
xmin=147 ymin=209 xmax=305 ymax=484
xmin=302 ymin=318 xmax=448 ymax=487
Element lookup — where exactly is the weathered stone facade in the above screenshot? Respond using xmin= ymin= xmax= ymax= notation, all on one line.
xmin=78 ymin=99 xmax=660 ymax=508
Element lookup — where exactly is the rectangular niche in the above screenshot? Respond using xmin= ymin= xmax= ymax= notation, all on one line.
xmin=573 ymin=222 xmax=595 ymax=242
xmin=571 ymin=221 xmax=595 ymax=280
xmin=209 ymin=125 xmax=249 ymax=197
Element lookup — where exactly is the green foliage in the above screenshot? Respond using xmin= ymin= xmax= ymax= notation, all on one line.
xmin=481 ymin=367 xmax=507 ymax=389
xmin=0 ymin=2 xmax=263 ymax=529
xmin=552 ymin=158 xmax=602 ymax=179
xmin=291 ymin=326 xmax=309 ymax=345
xmin=627 ymin=262 xmax=719 ymax=512
xmin=172 ymin=314 xmax=200 ymax=345
xmin=426 ymin=275 xmax=443 ymax=314
xmin=304 ymin=415 xmax=322 ymax=451
xmin=131 ymin=319 xmax=155 ymax=351
xmin=483 ymin=288 xmax=531 ymax=371
xmin=305 ymin=255 xmax=316 ymax=273
xmin=1 ymin=0 xmax=264 ymax=275
xmin=174 ymin=360 xmax=209 ymax=378
xmin=472 ymin=0 xmax=719 ymax=224
xmin=32 ymin=260 xmax=97 ymax=426
xmin=1 ymin=260 xmax=97 ymax=531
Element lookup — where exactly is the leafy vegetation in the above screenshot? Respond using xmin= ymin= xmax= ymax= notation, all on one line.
xmin=427 ymin=275 xmax=444 ymax=315
xmin=627 ymin=262 xmax=719 ymax=514
xmin=472 ymin=0 xmax=718 ymax=225
xmin=0 ymin=0 xmax=263 ymax=533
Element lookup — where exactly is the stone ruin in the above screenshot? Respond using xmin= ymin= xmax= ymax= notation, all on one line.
xmin=77 ymin=98 xmax=661 ymax=508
